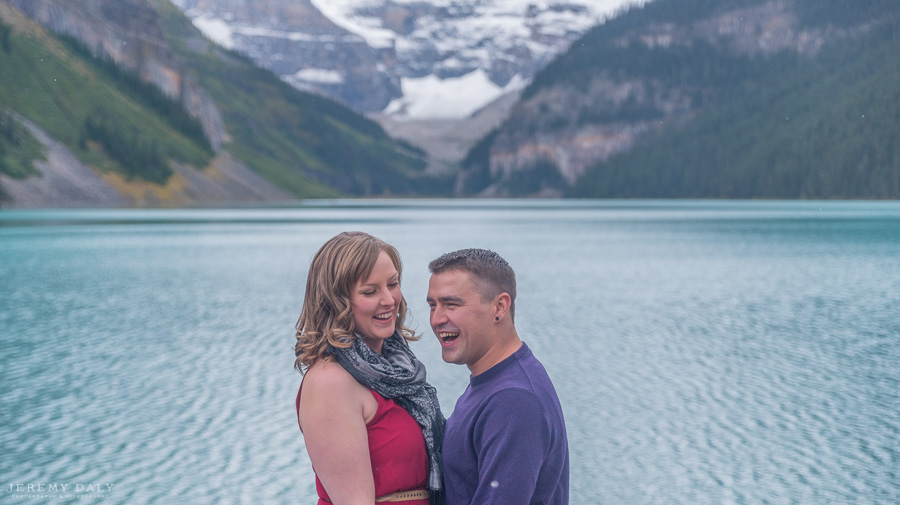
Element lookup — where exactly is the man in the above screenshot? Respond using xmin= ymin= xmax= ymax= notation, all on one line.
xmin=427 ymin=248 xmax=569 ymax=505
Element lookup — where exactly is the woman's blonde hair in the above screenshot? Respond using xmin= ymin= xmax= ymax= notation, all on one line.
xmin=294 ymin=231 xmax=417 ymax=372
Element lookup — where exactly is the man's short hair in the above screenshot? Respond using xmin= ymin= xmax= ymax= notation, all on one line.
xmin=428 ymin=248 xmax=516 ymax=321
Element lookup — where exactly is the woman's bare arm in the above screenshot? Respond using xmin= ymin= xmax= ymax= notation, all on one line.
xmin=299 ymin=360 xmax=378 ymax=505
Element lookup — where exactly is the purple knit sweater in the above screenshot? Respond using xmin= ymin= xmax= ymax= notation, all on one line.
xmin=442 ymin=343 xmax=569 ymax=505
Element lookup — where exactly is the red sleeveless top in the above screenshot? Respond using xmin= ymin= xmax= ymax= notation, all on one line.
xmin=296 ymin=385 xmax=429 ymax=504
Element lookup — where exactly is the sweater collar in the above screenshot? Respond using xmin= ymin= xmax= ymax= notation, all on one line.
xmin=470 ymin=342 xmax=530 ymax=385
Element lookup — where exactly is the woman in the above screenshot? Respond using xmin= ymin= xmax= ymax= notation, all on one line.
xmin=294 ymin=232 xmax=444 ymax=505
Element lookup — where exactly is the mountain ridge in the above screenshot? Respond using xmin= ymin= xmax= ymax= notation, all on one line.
xmin=3 ymin=0 xmax=896 ymax=205
xmin=457 ymin=0 xmax=900 ymax=198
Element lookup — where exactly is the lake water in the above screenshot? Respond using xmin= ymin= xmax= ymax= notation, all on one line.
xmin=1 ymin=199 xmax=898 ymax=504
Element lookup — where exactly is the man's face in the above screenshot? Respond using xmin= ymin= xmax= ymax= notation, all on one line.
xmin=427 ymin=269 xmax=497 ymax=374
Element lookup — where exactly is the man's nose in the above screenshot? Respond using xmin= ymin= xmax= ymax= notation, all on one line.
xmin=430 ymin=306 xmax=447 ymax=326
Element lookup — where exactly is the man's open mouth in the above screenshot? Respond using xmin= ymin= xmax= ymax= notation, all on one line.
xmin=439 ymin=332 xmax=459 ymax=345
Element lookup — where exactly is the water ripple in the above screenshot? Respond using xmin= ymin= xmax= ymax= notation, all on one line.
xmin=2 ymin=202 xmax=899 ymax=504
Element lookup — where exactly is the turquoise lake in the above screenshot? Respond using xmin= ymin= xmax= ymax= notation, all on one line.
xmin=1 ymin=199 xmax=898 ymax=504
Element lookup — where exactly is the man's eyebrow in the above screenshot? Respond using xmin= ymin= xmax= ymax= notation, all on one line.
xmin=432 ymin=295 xmax=465 ymax=304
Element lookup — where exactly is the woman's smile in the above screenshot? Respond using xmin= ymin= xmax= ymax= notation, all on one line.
xmin=352 ymin=250 xmax=402 ymax=352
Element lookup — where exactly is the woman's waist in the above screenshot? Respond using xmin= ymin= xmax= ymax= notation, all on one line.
xmin=317 ymin=489 xmax=429 ymax=504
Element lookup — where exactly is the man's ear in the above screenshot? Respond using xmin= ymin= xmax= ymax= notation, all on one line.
xmin=493 ymin=292 xmax=511 ymax=322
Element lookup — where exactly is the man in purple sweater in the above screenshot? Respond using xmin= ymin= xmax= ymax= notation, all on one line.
xmin=427 ymin=248 xmax=569 ymax=505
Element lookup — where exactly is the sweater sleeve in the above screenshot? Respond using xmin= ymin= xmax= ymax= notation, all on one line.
xmin=469 ymin=388 xmax=551 ymax=505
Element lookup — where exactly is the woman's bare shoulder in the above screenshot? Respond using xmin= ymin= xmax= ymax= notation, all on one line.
xmin=300 ymin=358 xmax=376 ymax=423
xmin=303 ymin=358 xmax=360 ymax=391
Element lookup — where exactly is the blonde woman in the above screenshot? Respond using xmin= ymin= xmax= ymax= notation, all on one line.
xmin=294 ymin=232 xmax=444 ymax=505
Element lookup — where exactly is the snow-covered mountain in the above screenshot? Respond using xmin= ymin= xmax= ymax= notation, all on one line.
xmin=173 ymin=0 xmax=639 ymax=119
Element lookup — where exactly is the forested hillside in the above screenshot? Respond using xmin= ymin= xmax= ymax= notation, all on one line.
xmin=0 ymin=0 xmax=431 ymax=206
xmin=459 ymin=0 xmax=900 ymax=198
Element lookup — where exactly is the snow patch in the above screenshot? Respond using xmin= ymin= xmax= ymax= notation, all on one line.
xmin=192 ymin=16 xmax=234 ymax=49
xmin=384 ymin=69 xmax=525 ymax=120
xmin=309 ymin=0 xmax=396 ymax=49
xmin=292 ymin=68 xmax=345 ymax=84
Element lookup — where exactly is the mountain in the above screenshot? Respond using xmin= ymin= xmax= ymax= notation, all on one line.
xmin=5 ymin=0 xmax=895 ymax=205
xmin=172 ymin=0 xmax=631 ymax=119
xmin=457 ymin=0 xmax=900 ymax=198
xmin=0 ymin=0 xmax=430 ymax=207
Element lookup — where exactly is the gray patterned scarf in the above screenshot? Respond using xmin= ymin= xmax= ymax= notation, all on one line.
xmin=331 ymin=332 xmax=444 ymax=505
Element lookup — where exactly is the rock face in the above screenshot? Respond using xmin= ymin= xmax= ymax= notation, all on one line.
xmin=176 ymin=0 xmax=401 ymax=112
xmin=173 ymin=0 xmax=612 ymax=114
xmin=9 ymin=0 xmax=226 ymax=151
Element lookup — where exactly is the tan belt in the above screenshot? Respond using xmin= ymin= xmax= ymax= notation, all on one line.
xmin=376 ymin=489 xmax=429 ymax=502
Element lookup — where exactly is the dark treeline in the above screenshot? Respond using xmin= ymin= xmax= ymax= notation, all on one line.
xmin=457 ymin=129 xmax=497 ymax=195
xmin=80 ymin=111 xmax=171 ymax=184
xmin=523 ymin=0 xmax=767 ymax=102
xmin=0 ymin=20 xmax=11 ymax=52
xmin=794 ymin=0 xmax=899 ymax=27
xmin=0 ymin=111 xmax=43 ymax=180
xmin=59 ymin=34 xmax=213 ymax=157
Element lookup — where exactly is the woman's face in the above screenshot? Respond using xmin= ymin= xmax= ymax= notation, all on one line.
xmin=351 ymin=250 xmax=401 ymax=353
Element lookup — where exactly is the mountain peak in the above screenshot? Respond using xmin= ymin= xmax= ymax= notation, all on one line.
xmin=175 ymin=0 xmax=640 ymax=118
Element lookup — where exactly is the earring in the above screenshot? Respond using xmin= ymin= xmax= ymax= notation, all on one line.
xmin=495 ymin=316 xmax=500 ymax=321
